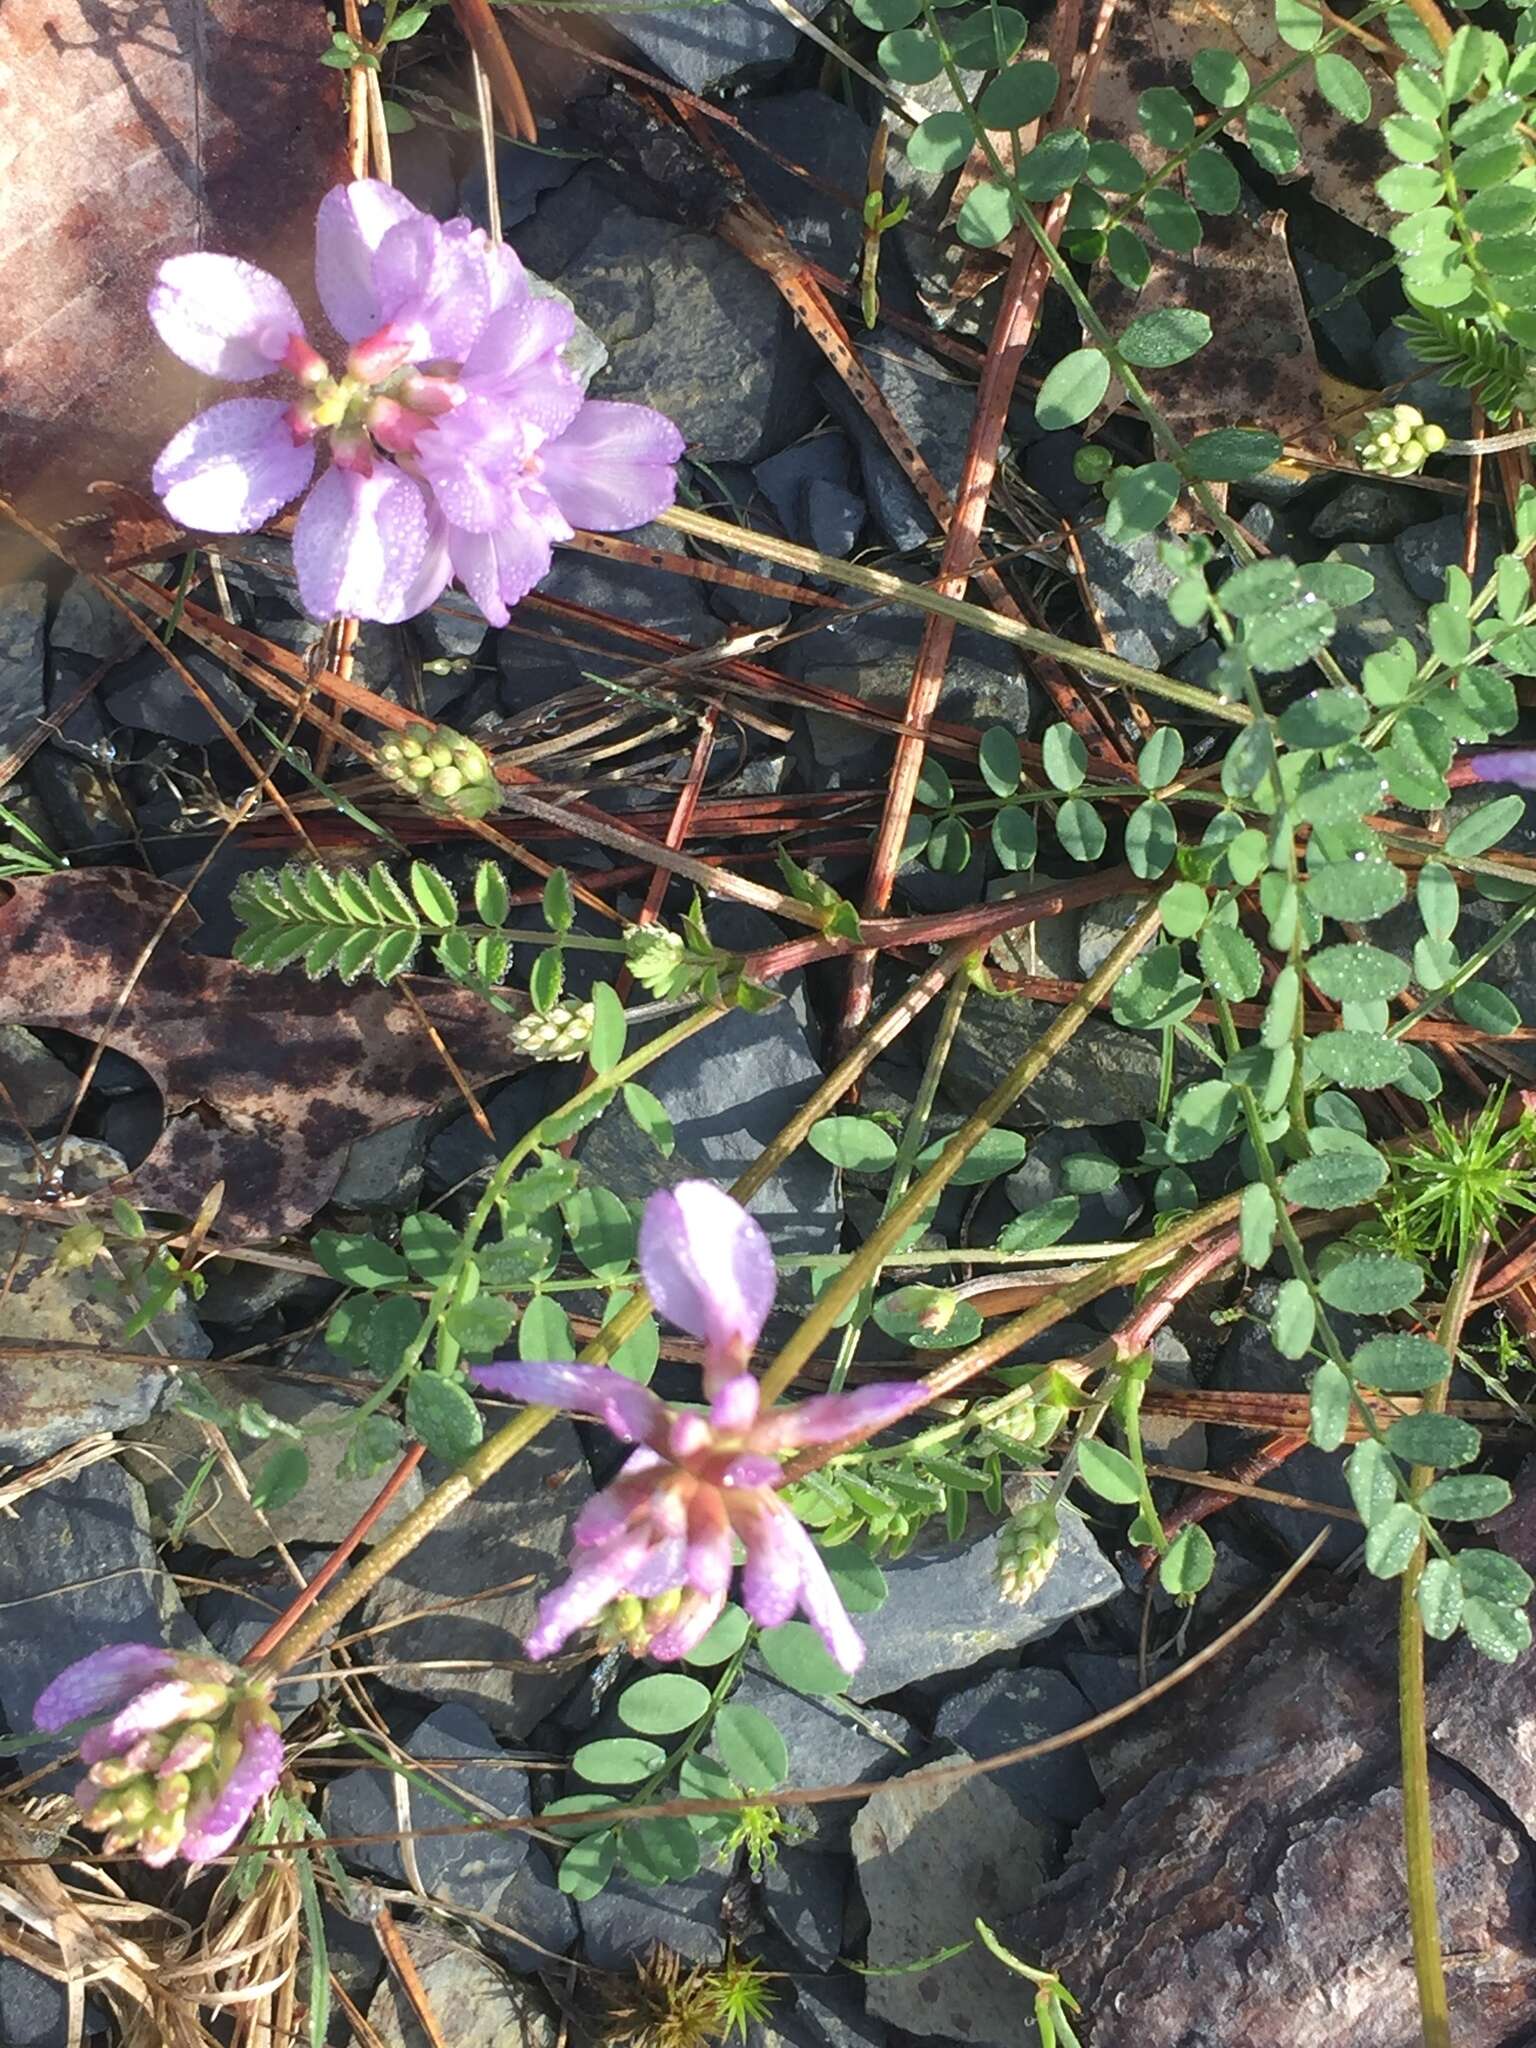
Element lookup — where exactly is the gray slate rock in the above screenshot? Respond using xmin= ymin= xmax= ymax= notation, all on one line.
xmin=361 ymin=1422 xmax=591 ymax=1738
xmin=1075 ymin=527 xmax=1209 ymax=673
xmin=1393 ymin=512 xmax=1501 ymax=602
xmin=1023 ymin=430 xmax=1100 ymax=520
xmin=0 ymin=1959 xmax=77 ymax=2048
xmin=821 ymin=332 xmax=994 ymax=551
xmin=1292 ymin=246 xmax=1377 ymax=383
xmin=1308 ymin=479 xmax=1426 ymax=543
xmin=363 ymin=1929 xmax=558 ymax=2048
xmin=947 ymin=996 xmax=1164 ymax=1128
xmin=514 ymin=176 xmax=809 ymax=461
xmin=755 ymin=434 xmax=861 ymax=549
xmin=50 ymin=576 xmax=144 ymax=663
xmin=1373 ymin=325 xmax=1475 ymax=439
xmin=846 ymin=1507 xmax=1117 ymax=1702
xmin=0 ymin=1024 xmax=74 ymax=1138
xmin=324 ymin=1704 xmax=557 ymax=1936
xmin=103 ymin=643 xmax=252 ymax=743
xmin=762 ymin=1847 xmax=850 ymax=1969
xmin=616 ymin=0 xmax=828 ymax=94
xmin=331 ymin=1117 xmax=428 ymax=1212
xmin=578 ymin=1865 xmax=730 ymax=1969
xmin=725 ymin=93 xmax=870 ymax=276
xmin=579 ymin=907 xmax=837 ymax=1263
xmin=852 ymin=1761 xmax=1051 ymax=2043
xmin=0 ymin=581 xmax=45 ymax=764
xmin=0 ymin=1462 xmax=203 ymax=1742
xmin=933 ymin=1667 xmax=1100 ymax=1826
xmin=0 ymin=1137 xmax=206 ymax=1463
xmin=807 ymin=481 xmax=867 ymax=558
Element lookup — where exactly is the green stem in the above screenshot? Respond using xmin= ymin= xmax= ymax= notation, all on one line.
xmin=1399 ymin=1242 xmax=1484 ymax=2048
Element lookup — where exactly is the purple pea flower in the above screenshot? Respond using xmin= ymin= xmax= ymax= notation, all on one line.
xmin=472 ymin=1181 xmax=921 ymax=1670
xmin=1456 ymin=750 xmax=1536 ymax=789
xmin=34 ymin=1646 xmax=282 ymax=1868
xmin=147 ymin=180 xmax=684 ymax=626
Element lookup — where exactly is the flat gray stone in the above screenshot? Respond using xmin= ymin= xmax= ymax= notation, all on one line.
xmin=845 ymin=1508 xmax=1118 ymax=1703
xmin=331 ymin=1118 xmax=427 ymax=1212
xmin=363 ymin=1929 xmax=558 ymax=2048
xmin=0 ymin=1138 xmax=206 ymax=1463
xmin=578 ymin=1865 xmax=729 ymax=1969
xmin=853 ymin=1763 xmax=1050 ymax=2043
xmin=0 ymin=1025 xmax=76 ymax=1138
xmin=0 ymin=1462 xmax=204 ymax=1743
xmin=946 ymin=996 xmax=1165 ymax=1128
xmin=0 ymin=581 xmax=45 ymax=764
xmin=933 ymin=1668 xmax=1100 ymax=1826
xmin=1076 ymin=528 xmax=1209 ymax=673
xmin=731 ymin=1668 xmax=915 ymax=1849
xmin=1325 ymin=542 xmax=1428 ymax=678
xmin=615 ymin=0 xmax=828 ymax=94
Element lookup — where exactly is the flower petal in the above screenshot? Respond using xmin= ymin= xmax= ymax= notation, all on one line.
xmin=32 ymin=1644 xmax=178 ymax=1732
xmin=292 ymin=461 xmax=431 ymax=624
xmin=152 ymin=400 xmax=315 ymax=535
xmin=370 ymin=214 xmax=491 ymax=363
xmin=1464 ymin=749 xmax=1536 ymax=788
xmin=647 ymin=1587 xmax=727 ymax=1661
xmin=469 ymin=1359 xmax=667 ymax=1444
xmin=179 ymin=1722 xmax=284 ymax=1867
xmin=730 ymin=1492 xmax=803 ymax=1630
xmin=759 ymin=1381 xmax=924 ymax=1450
xmin=446 ymin=511 xmax=562 ymax=627
xmin=460 ymin=288 xmax=583 ymax=435
xmin=94 ymin=1679 xmax=220 ymax=1758
xmin=523 ymin=1533 xmax=659 ymax=1658
xmin=538 ymin=401 xmax=685 ymax=533
xmin=709 ymin=1373 xmax=761 ymax=1434
xmin=685 ymin=1485 xmax=734 ymax=1596
xmin=416 ymin=401 xmax=538 ymax=534
xmin=314 ymin=180 xmax=424 ymax=343
xmin=638 ymin=1181 xmax=776 ymax=1383
xmin=791 ymin=1522 xmax=866 ymax=1672
xmin=148 ymin=254 xmax=304 ymax=380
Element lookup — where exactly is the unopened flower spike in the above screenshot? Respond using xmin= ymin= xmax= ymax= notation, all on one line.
xmin=1351 ymin=403 xmax=1447 ymax=479
xmin=147 ymin=180 xmax=684 ymax=625
xmin=32 ymin=1646 xmax=282 ymax=1868
xmin=378 ymin=721 xmax=499 ymax=819
xmin=471 ymin=1181 xmax=923 ymax=1670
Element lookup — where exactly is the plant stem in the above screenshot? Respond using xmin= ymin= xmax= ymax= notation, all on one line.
xmin=758 ymin=900 xmax=1162 ymax=1402
xmin=1399 ymin=1238 xmax=1485 ymax=2048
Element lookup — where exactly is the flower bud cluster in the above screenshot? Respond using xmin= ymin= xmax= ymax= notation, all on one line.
xmin=1352 ymin=403 xmax=1448 ymax=478
xmin=378 ymin=723 xmax=500 ymax=819
xmin=511 ymin=998 xmax=595 ymax=1062
xmin=996 ymin=1499 xmax=1061 ymax=1605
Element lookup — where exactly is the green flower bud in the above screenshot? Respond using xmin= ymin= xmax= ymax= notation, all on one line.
xmin=1073 ymin=444 xmax=1115 ymax=485
xmin=429 ymin=766 xmax=464 ymax=798
xmin=997 ymin=1499 xmax=1061 ymax=1604
xmin=511 ymin=999 xmax=595 ymax=1063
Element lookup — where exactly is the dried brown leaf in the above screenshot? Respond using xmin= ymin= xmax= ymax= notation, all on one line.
xmin=1094 ymin=208 xmax=1329 ymax=454
xmin=0 ymin=869 xmax=529 ymax=1238
xmin=0 ymin=0 xmax=342 ymax=536
xmin=1092 ymin=0 xmax=1393 ymax=236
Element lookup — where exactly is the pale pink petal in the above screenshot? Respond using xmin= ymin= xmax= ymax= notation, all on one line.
xmin=523 ymin=1534 xmax=658 ymax=1658
xmin=179 ymin=1723 xmax=284 ymax=1866
xmin=97 ymin=1680 xmax=217 ymax=1755
xmin=570 ymin=1450 xmax=667 ymax=1547
xmin=638 ymin=1182 xmax=776 ymax=1385
xmin=647 ymin=1587 xmax=727 ymax=1661
xmin=709 ymin=1374 xmax=761 ymax=1434
xmin=292 ymin=462 xmax=430 ymax=624
xmin=370 ymin=214 xmax=491 ymax=362
xmin=685 ymin=1486 xmax=734 ymax=1596
xmin=1465 ymin=749 xmax=1536 ymax=787
xmin=791 ymin=1524 xmax=866 ymax=1672
xmin=314 ymin=180 xmax=423 ymax=343
xmin=469 ymin=1359 xmax=667 ymax=1444
xmin=33 ymin=1645 xmax=178 ymax=1732
xmin=722 ymin=1453 xmax=783 ymax=1489
xmin=152 ymin=399 xmax=315 ymax=534
xmin=730 ymin=1493 xmax=803 ymax=1630
xmin=446 ymin=512 xmax=562 ymax=628
xmin=460 ymin=293 xmax=584 ymax=434
xmin=416 ymin=402 xmax=537 ymax=534
xmin=538 ymin=401 xmax=684 ymax=533
xmin=760 ymin=1381 xmax=924 ymax=1451
xmin=629 ymin=1533 xmax=690 ymax=1597
xmin=149 ymin=254 xmax=304 ymax=380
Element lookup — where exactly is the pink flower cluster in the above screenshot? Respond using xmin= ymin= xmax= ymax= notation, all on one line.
xmin=148 ymin=181 xmax=683 ymax=626
xmin=473 ymin=1182 xmax=921 ymax=1669
xmin=33 ymin=1645 xmax=282 ymax=1868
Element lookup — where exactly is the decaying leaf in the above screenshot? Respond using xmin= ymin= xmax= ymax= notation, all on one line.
xmin=0 ymin=0 xmax=341 ymax=540
xmin=1091 ymin=0 xmax=1394 ymax=238
xmin=0 ymin=869 xmax=531 ymax=1239
xmin=1095 ymin=208 xmax=1329 ymax=455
